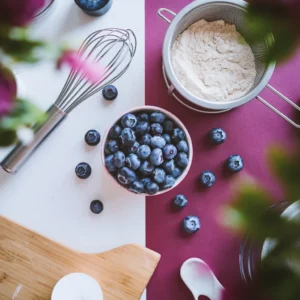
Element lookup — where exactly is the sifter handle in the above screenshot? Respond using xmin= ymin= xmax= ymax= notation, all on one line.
xmin=1 ymin=105 xmax=67 ymax=174
xmin=158 ymin=8 xmax=177 ymax=24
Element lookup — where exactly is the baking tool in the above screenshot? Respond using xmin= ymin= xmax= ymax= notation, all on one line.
xmin=75 ymin=0 xmax=113 ymax=16
xmin=0 ymin=215 xmax=160 ymax=300
xmin=158 ymin=0 xmax=300 ymax=127
xmin=181 ymin=258 xmax=224 ymax=300
xmin=1 ymin=28 xmax=137 ymax=174
xmin=101 ymin=105 xmax=193 ymax=196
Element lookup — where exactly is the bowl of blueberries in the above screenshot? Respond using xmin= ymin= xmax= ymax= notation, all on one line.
xmin=102 ymin=106 xmax=193 ymax=195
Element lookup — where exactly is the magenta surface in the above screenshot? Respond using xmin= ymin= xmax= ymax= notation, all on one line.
xmin=145 ymin=0 xmax=300 ymax=299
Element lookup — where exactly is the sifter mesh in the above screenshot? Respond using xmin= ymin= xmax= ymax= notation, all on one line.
xmin=169 ymin=2 xmax=272 ymax=95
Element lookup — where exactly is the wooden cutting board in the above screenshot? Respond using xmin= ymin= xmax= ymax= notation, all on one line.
xmin=0 ymin=216 xmax=160 ymax=300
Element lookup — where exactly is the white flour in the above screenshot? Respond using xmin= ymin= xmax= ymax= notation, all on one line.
xmin=171 ymin=19 xmax=256 ymax=101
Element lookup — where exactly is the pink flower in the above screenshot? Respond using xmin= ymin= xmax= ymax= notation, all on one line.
xmin=0 ymin=0 xmax=46 ymax=27
xmin=57 ymin=51 xmax=104 ymax=84
xmin=0 ymin=66 xmax=17 ymax=117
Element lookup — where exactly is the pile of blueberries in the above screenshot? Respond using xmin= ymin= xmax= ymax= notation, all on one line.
xmin=104 ymin=110 xmax=190 ymax=195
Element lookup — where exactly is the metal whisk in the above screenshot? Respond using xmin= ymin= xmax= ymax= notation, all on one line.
xmin=1 ymin=28 xmax=137 ymax=174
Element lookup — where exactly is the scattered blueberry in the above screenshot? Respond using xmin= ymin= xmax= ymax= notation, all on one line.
xmin=103 ymin=85 xmax=118 ymax=101
xmin=227 ymin=155 xmax=244 ymax=172
xmin=210 ymin=128 xmax=226 ymax=144
xmin=163 ymin=144 xmax=177 ymax=160
xmin=136 ymin=121 xmax=150 ymax=136
xmin=109 ymin=125 xmax=122 ymax=139
xmin=176 ymin=152 xmax=189 ymax=168
xmin=162 ymin=133 xmax=171 ymax=144
xmin=200 ymin=171 xmax=216 ymax=187
xmin=114 ymin=151 xmax=125 ymax=168
xmin=105 ymin=155 xmax=117 ymax=173
xmin=129 ymin=181 xmax=144 ymax=194
xmin=173 ymin=194 xmax=188 ymax=208
xmin=152 ymin=168 xmax=166 ymax=184
xmin=162 ymin=159 xmax=175 ymax=174
xmin=150 ymin=111 xmax=166 ymax=124
xmin=121 ymin=113 xmax=138 ymax=128
xmin=136 ymin=145 xmax=151 ymax=160
xmin=117 ymin=167 xmax=136 ymax=185
xmin=75 ymin=162 xmax=92 ymax=179
xmin=171 ymin=167 xmax=182 ymax=179
xmin=140 ymin=177 xmax=151 ymax=186
xmin=128 ymin=141 xmax=140 ymax=153
xmin=126 ymin=153 xmax=141 ymax=170
xmin=145 ymin=182 xmax=159 ymax=195
xmin=183 ymin=216 xmax=201 ymax=233
xmin=149 ymin=148 xmax=164 ymax=166
xmin=139 ymin=161 xmax=155 ymax=176
xmin=139 ymin=113 xmax=150 ymax=122
xmin=85 ymin=129 xmax=101 ymax=146
xmin=163 ymin=120 xmax=174 ymax=133
xmin=119 ymin=128 xmax=136 ymax=146
xmin=140 ymin=134 xmax=152 ymax=145
xmin=161 ymin=175 xmax=176 ymax=189
xmin=90 ymin=200 xmax=104 ymax=214
xmin=176 ymin=140 xmax=188 ymax=153
xmin=150 ymin=136 xmax=166 ymax=149
xmin=105 ymin=139 xmax=119 ymax=154
xmin=150 ymin=123 xmax=163 ymax=135
xmin=172 ymin=128 xmax=185 ymax=143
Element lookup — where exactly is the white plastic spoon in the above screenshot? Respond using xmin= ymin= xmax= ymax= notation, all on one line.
xmin=180 ymin=258 xmax=224 ymax=300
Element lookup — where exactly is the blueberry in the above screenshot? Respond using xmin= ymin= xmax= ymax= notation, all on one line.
xmin=150 ymin=112 xmax=166 ymax=124
xmin=210 ymin=128 xmax=226 ymax=144
xmin=90 ymin=200 xmax=104 ymax=214
xmin=173 ymin=194 xmax=188 ymax=208
xmin=140 ymin=134 xmax=152 ymax=145
xmin=105 ymin=155 xmax=117 ymax=173
xmin=162 ymin=133 xmax=171 ymax=144
xmin=175 ymin=152 xmax=189 ymax=168
xmin=139 ymin=161 xmax=155 ymax=176
xmin=105 ymin=139 xmax=119 ymax=154
xmin=75 ymin=162 xmax=92 ymax=179
xmin=162 ymin=159 xmax=175 ymax=174
xmin=85 ymin=129 xmax=101 ymax=146
xmin=145 ymin=182 xmax=159 ymax=195
xmin=136 ymin=145 xmax=151 ymax=160
xmin=150 ymin=123 xmax=163 ymax=135
xmin=172 ymin=128 xmax=185 ymax=143
xmin=117 ymin=167 xmax=136 ymax=185
xmin=103 ymin=85 xmax=118 ymax=101
xmin=161 ymin=175 xmax=176 ymax=189
xmin=150 ymin=136 xmax=166 ymax=149
xmin=149 ymin=148 xmax=164 ymax=166
xmin=129 ymin=181 xmax=144 ymax=194
xmin=126 ymin=153 xmax=141 ymax=170
xmin=109 ymin=125 xmax=122 ymax=139
xmin=200 ymin=171 xmax=216 ymax=187
xmin=135 ymin=121 xmax=150 ymax=136
xmin=139 ymin=112 xmax=150 ymax=122
xmin=171 ymin=167 xmax=182 ymax=179
xmin=163 ymin=144 xmax=177 ymax=160
xmin=152 ymin=168 xmax=166 ymax=184
xmin=163 ymin=120 xmax=174 ymax=133
xmin=119 ymin=128 xmax=136 ymax=146
xmin=128 ymin=141 xmax=140 ymax=153
xmin=121 ymin=113 xmax=138 ymax=128
xmin=183 ymin=216 xmax=200 ymax=233
xmin=176 ymin=140 xmax=188 ymax=153
xmin=114 ymin=151 xmax=125 ymax=168
xmin=227 ymin=155 xmax=244 ymax=172
xmin=140 ymin=177 xmax=151 ymax=186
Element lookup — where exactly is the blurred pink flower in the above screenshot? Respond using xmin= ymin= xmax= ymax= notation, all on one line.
xmin=0 ymin=0 xmax=46 ymax=27
xmin=57 ymin=51 xmax=104 ymax=84
xmin=0 ymin=67 xmax=17 ymax=117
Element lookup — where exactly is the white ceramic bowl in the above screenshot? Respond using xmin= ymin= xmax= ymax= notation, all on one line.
xmin=101 ymin=106 xmax=193 ymax=196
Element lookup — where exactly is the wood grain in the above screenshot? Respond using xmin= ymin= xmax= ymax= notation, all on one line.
xmin=0 ymin=216 xmax=160 ymax=299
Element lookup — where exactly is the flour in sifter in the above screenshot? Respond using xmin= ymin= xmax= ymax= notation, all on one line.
xmin=171 ymin=19 xmax=256 ymax=101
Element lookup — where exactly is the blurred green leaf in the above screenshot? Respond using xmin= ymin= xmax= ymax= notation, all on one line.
xmin=0 ymin=128 xmax=16 ymax=146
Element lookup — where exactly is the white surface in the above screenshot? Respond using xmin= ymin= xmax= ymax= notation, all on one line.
xmin=0 ymin=0 xmax=146 ymax=298
xmin=52 ymin=273 xmax=103 ymax=300
xmin=180 ymin=258 xmax=224 ymax=300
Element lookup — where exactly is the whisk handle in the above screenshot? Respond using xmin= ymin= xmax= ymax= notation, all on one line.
xmin=1 ymin=105 xmax=67 ymax=174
